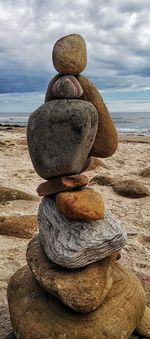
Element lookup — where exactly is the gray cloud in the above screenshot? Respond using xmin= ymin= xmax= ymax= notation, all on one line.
xmin=0 ymin=0 xmax=150 ymax=92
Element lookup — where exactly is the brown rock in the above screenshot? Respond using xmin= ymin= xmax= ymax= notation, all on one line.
xmin=84 ymin=156 xmax=109 ymax=171
xmin=136 ymin=272 xmax=150 ymax=307
xmin=26 ymin=235 xmax=115 ymax=312
xmin=45 ymin=74 xmax=61 ymax=102
xmin=136 ymin=306 xmax=150 ymax=337
xmin=0 ymin=186 xmax=38 ymax=203
xmin=7 ymin=263 xmax=146 ymax=339
xmin=52 ymin=33 xmax=87 ymax=75
xmin=139 ymin=166 xmax=150 ymax=178
xmin=55 ymin=188 xmax=105 ymax=220
xmin=51 ymin=75 xmax=83 ymax=98
xmin=0 ymin=215 xmax=37 ymax=239
xmin=112 ymin=179 xmax=150 ymax=198
xmin=90 ymin=174 xmax=114 ymax=186
xmin=77 ymin=74 xmax=118 ymax=158
xmin=37 ymin=174 xmax=89 ymax=196
xmin=5 ymin=333 xmax=16 ymax=339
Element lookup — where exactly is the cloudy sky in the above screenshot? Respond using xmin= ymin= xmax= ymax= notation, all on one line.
xmin=0 ymin=0 xmax=150 ymax=112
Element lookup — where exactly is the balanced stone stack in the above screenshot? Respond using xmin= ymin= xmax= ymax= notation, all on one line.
xmin=7 ymin=34 xmax=150 ymax=339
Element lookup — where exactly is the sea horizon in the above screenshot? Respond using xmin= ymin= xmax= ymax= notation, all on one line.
xmin=0 ymin=111 xmax=150 ymax=136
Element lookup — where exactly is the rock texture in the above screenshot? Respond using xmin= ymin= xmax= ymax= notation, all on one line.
xmin=27 ymin=100 xmax=98 ymax=179
xmin=77 ymin=74 xmax=118 ymax=158
xmin=26 ymin=235 xmax=115 ymax=312
xmin=90 ymin=174 xmax=114 ymax=186
xmin=51 ymin=75 xmax=83 ymax=98
xmin=112 ymin=179 xmax=150 ymax=198
xmin=0 ymin=215 xmax=37 ymax=239
xmin=139 ymin=166 xmax=150 ymax=178
xmin=45 ymin=74 xmax=61 ymax=102
xmin=136 ymin=306 xmax=150 ymax=337
xmin=7 ymin=264 xmax=146 ymax=339
xmin=38 ymin=197 xmax=127 ymax=268
xmin=55 ymin=188 xmax=105 ymax=220
xmin=0 ymin=186 xmax=38 ymax=202
xmin=37 ymin=174 xmax=89 ymax=196
xmin=52 ymin=34 xmax=87 ymax=74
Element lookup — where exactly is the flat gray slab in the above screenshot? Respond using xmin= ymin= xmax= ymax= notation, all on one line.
xmin=38 ymin=197 xmax=127 ymax=268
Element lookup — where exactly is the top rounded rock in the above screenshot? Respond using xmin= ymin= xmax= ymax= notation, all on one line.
xmin=52 ymin=34 xmax=87 ymax=75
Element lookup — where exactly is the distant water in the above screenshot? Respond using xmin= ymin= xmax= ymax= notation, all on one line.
xmin=0 ymin=111 xmax=150 ymax=135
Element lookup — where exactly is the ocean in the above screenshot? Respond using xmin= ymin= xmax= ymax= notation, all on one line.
xmin=0 ymin=111 xmax=150 ymax=135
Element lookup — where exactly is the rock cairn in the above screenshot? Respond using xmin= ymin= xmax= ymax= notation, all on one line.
xmin=7 ymin=34 xmax=150 ymax=338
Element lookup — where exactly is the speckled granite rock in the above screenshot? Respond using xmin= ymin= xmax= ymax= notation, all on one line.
xmin=51 ymin=75 xmax=83 ymax=98
xmin=26 ymin=235 xmax=115 ymax=312
xmin=55 ymin=188 xmax=105 ymax=220
xmin=7 ymin=263 xmax=146 ymax=339
xmin=52 ymin=34 xmax=87 ymax=74
xmin=27 ymin=99 xmax=98 ymax=179
xmin=38 ymin=197 xmax=127 ymax=268
xmin=77 ymin=74 xmax=118 ymax=158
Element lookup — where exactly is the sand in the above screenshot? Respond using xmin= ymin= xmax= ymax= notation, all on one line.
xmin=0 ymin=126 xmax=150 ymax=338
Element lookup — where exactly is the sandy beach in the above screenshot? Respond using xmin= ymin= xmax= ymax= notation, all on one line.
xmin=0 ymin=126 xmax=150 ymax=338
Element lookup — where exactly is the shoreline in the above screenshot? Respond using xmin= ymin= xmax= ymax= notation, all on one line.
xmin=1 ymin=125 xmax=150 ymax=143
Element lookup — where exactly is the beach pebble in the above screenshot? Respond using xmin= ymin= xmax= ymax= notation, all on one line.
xmin=27 ymin=100 xmax=98 ymax=179
xmin=26 ymin=235 xmax=115 ymax=313
xmin=112 ymin=179 xmax=150 ymax=198
xmin=55 ymin=188 xmax=105 ymax=220
xmin=7 ymin=263 xmax=146 ymax=339
xmin=0 ymin=186 xmax=38 ymax=203
xmin=0 ymin=215 xmax=37 ymax=239
xmin=38 ymin=197 xmax=127 ymax=268
xmin=52 ymin=33 xmax=87 ymax=74
xmin=77 ymin=74 xmax=118 ymax=158
xmin=139 ymin=166 xmax=150 ymax=178
xmin=51 ymin=75 xmax=83 ymax=98
xmin=37 ymin=174 xmax=89 ymax=196
xmin=90 ymin=174 xmax=114 ymax=186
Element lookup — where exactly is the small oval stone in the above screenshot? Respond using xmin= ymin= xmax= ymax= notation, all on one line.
xmin=52 ymin=34 xmax=87 ymax=74
xmin=55 ymin=188 xmax=105 ymax=220
xmin=51 ymin=75 xmax=83 ymax=98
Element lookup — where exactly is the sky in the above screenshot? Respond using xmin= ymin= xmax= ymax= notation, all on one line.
xmin=0 ymin=0 xmax=150 ymax=113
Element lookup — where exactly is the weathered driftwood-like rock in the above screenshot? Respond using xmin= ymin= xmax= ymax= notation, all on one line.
xmin=38 ymin=197 xmax=127 ymax=268
xmin=27 ymin=235 xmax=115 ymax=312
xmin=7 ymin=264 xmax=146 ymax=339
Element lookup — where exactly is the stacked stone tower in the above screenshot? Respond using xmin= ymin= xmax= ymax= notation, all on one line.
xmin=7 ymin=34 xmax=150 ymax=338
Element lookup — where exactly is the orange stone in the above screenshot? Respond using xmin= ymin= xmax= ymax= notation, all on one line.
xmin=55 ymin=188 xmax=104 ymax=220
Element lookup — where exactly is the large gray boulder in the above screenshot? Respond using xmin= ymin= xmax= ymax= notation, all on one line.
xmin=27 ymin=100 xmax=98 ymax=179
